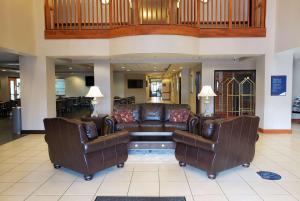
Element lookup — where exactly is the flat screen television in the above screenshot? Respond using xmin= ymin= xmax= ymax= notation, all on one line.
xmin=85 ymin=76 xmax=94 ymax=86
xmin=128 ymin=79 xmax=144 ymax=88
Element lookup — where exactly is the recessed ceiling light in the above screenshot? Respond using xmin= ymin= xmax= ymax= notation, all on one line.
xmin=1 ymin=69 xmax=7 ymax=72
xmin=172 ymin=69 xmax=176 ymax=72
xmin=69 ymin=67 xmax=73 ymax=70
xmin=126 ymin=69 xmax=131 ymax=72
xmin=121 ymin=66 xmax=126 ymax=69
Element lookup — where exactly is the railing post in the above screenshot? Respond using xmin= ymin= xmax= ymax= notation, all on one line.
xmin=134 ymin=0 xmax=139 ymax=25
xmin=77 ymin=0 xmax=82 ymax=30
xmin=197 ymin=0 xmax=200 ymax=28
xmin=169 ymin=0 xmax=173 ymax=25
xmin=228 ymin=0 xmax=232 ymax=29
xmin=45 ymin=0 xmax=51 ymax=30
xmin=261 ymin=0 xmax=266 ymax=28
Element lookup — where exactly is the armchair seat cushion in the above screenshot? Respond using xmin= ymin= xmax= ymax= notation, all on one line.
xmin=164 ymin=122 xmax=188 ymax=131
xmin=140 ymin=121 xmax=164 ymax=128
xmin=116 ymin=122 xmax=140 ymax=131
xmin=84 ymin=131 xmax=130 ymax=154
xmin=173 ymin=130 xmax=216 ymax=152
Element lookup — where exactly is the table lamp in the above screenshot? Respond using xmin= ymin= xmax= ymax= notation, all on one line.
xmin=86 ymin=86 xmax=104 ymax=117
xmin=198 ymin=85 xmax=217 ymax=117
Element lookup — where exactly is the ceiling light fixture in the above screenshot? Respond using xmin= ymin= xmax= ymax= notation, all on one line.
xmin=201 ymin=0 xmax=208 ymax=3
xmin=69 ymin=67 xmax=73 ymax=70
xmin=126 ymin=69 xmax=131 ymax=72
xmin=121 ymin=66 xmax=126 ymax=69
xmin=2 ymin=69 xmax=7 ymax=72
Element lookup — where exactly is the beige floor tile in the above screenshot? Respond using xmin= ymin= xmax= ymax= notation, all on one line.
xmin=218 ymin=181 xmax=256 ymax=195
xmin=103 ymin=171 xmax=132 ymax=182
xmin=0 ymin=183 xmax=14 ymax=193
xmin=259 ymin=194 xmax=299 ymax=201
xmin=189 ymin=181 xmax=223 ymax=195
xmin=96 ymin=182 xmax=130 ymax=196
xmin=247 ymin=180 xmax=289 ymax=196
xmin=64 ymin=181 xmax=101 ymax=195
xmin=131 ymin=171 xmax=159 ymax=182
xmin=0 ymin=171 xmax=30 ymax=183
xmin=59 ymin=195 xmax=94 ymax=201
xmin=128 ymin=182 xmax=159 ymax=196
xmin=34 ymin=181 xmax=72 ymax=195
xmin=25 ymin=195 xmax=61 ymax=201
xmin=0 ymin=195 xmax=28 ymax=201
xmin=159 ymin=170 xmax=187 ymax=182
xmin=160 ymin=182 xmax=191 ymax=196
xmin=1 ymin=182 xmax=41 ymax=196
xmin=19 ymin=171 xmax=55 ymax=183
xmin=193 ymin=195 xmax=228 ymax=201
xmin=226 ymin=195 xmax=263 ymax=201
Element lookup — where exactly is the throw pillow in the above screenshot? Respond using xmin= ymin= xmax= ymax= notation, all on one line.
xmin=113 ymin=110 xmax=135 ymax=123
xmin=83 ymin=122 xmax=98 ymax=139
xmin=169 ymin=109 xmax=190 ymax=123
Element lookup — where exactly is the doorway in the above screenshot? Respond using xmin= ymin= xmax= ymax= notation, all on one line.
xmin=150 ymin=79 xmax=162 ymax=98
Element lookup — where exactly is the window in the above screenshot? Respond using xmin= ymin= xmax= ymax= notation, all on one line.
xmin=55 ymin=79 xmax=65 ymax=96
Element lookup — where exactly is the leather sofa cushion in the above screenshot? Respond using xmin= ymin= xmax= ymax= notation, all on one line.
xmin=202 ymin=120 xmax=215 ymax=139
xmin=141 ymin=104 xmax=164 ymax=121
xmin=82 ymin=122 xmax=98 ymax=139
xmin=116 ymin=122 xmax=140 ymax=131
xmin=140 ymin=121 xmax=164 ymax=128
xmin=164 ymin=122 xmax=188 ymax=131
xmin=164 ymin=104 xmax=190 ymax=121
xmin=114 ymin=104 xmax=141 ymax=122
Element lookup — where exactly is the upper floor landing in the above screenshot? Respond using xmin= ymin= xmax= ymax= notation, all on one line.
xmin=44 ymin=0 xmax=266 ymax=39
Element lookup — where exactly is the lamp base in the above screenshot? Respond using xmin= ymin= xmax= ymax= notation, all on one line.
xmin=90 ymin=99 xmax=99 ymax=117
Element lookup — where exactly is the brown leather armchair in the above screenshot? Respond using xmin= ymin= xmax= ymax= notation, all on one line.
xmin=173 ymin=116 xmax=260 ymax=179
xmin=44 ymin=118 xmax=130 ymax=181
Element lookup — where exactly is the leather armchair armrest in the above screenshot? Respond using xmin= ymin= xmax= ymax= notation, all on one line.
xmin=105 ymin=116 xmax=116 ymax=133
xmin=173 ymin=130 xmax=216 ymax=152
xmin=83 ymin=131 xmax=129 ymax=154
xmin=188 ymin=113 xmax=199 ymax=134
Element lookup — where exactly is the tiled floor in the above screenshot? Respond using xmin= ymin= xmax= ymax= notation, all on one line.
xmin=0 ymin=125 xmax=299 ymax=201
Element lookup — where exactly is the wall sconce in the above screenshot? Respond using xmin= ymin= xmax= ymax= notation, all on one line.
xmin=101 ymin=0 xmax=109 ymax=4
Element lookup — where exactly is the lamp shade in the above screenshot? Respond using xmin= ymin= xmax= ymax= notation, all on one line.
xmin=86 ymin=86 xmax=104 ymax=98
xmin=198 ymin=85 xmax=217 ymax=97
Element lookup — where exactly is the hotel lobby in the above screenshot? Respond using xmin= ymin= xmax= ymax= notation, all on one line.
xmin=0 ymin=0 xmax=300 ymax=200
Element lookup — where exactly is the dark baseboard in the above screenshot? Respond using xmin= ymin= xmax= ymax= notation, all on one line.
xmin=21 ymin=130 xmax=45 ymax=134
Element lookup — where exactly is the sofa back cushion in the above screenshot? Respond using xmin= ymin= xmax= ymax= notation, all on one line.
xmin=141 ymin=104 xmax=164 ymax=121
xmin=114 ymin=104 xmax=141 ymax=122
xmin=169 ymin=109 xmax=190 ymax=123
xmin=113 ymin=110 xmax=135 ymax=123
xmin=83 ymin=121 xmax=98 ymax=139
xmin=201 ymin=120 xmax=216 ymax=139
xmin=164 ymin=104 xmax=190 ymax=121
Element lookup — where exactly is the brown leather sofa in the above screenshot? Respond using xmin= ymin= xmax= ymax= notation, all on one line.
xmin=44 ymin=118 xmax=130 ymax=181
xmin=173 ymin=116 xmax=260 ymax=179
xmin=105 ymin=103 xmax=199 ymax=134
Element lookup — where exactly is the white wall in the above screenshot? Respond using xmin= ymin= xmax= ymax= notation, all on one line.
xmin=293 ymin=59 xmax=300 ymax=99
xmin=276 ymin=0 xmax=300 ymax=52
xmin=124 ymin=74 xmax=146 ymax=103
xmin=0 ymin=0 xmax=36 ymax=55
xmin=63 ymin=75 xmax=90 ymax=97
xmin=20 ymin=56 xmax=56 ymax=130
xmin=113 ymin=72 xmax=125 ymax=97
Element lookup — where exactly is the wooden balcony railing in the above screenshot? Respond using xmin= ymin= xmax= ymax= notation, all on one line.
xmin=45 ymin=0 xmax=266 ymax=39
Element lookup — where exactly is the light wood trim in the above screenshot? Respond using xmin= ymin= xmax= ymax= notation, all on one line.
xmin=45 ymin=25 xmax=266 ymax=39
xmin=228 ymin=0 xmax=232 ymax=28
xmin=258 ymin=128 xmax=292 ymax=134
xmin=45 ymin=0 xmax=51 ymax=30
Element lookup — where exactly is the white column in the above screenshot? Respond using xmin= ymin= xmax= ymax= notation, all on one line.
xmin=181 ymin=68 xmax=189 ymax=104
xmin=256 ymin=50 xmax=294 ymax=131
xmin=20 ymin=56 xmax=56 ymax=131
xmin=94 ymin=60 xmax=113 ymax=115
